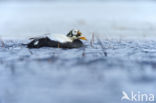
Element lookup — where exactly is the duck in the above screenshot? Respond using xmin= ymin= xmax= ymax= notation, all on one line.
xmin=27 ymin=29 xmax=87 ymax=49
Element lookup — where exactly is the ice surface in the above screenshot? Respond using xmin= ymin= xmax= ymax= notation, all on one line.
xmin=0 ymin=40 xmax=156 ymax=103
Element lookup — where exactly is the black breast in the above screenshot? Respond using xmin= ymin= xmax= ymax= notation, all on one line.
xmin=27 ymin=37 xmax=84 ymax=49
xmin=61 ymin=39 xmax=83 ymax=48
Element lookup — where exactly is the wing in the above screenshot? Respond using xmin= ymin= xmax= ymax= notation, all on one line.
xmin=29 ymin=33 xmax=51 ymax=40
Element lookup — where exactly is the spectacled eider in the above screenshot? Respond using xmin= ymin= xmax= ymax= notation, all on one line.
xmin=27 ymin=29 xmax=87 ymax=49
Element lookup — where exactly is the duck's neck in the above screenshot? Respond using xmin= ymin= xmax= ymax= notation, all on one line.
xmin=66 ymin=31 xmax=73 ymax=37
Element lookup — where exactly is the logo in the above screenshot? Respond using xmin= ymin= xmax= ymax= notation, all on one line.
xmin=121 ymin=91 xmax=155 ymax=102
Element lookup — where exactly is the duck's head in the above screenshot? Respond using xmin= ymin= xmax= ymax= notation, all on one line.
xmin=67 ymin=29 xmax=87 ymax=41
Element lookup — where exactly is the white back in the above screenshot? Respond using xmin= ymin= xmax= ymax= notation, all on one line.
xmin=47 ymin=34 xmax=72 ymax=43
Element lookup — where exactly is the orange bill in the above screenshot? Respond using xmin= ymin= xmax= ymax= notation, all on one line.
xmin=79 ymin=37 xmax=87 ymax=40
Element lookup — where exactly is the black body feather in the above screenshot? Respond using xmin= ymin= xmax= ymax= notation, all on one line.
xmin=27 ymin=37 xmax=83 ymax=49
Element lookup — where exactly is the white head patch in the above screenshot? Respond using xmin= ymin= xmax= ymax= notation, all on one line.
xmin=72 ymin=29 xmax=78 ymax=35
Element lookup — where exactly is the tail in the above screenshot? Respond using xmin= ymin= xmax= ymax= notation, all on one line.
xmin=27 ymin=38 xmax=41 ymax=48
xmin=27 ymin=37 xmax=51 ymax=48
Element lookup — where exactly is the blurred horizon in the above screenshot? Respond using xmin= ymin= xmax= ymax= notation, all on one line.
xmin=0 ymin=0 xmax=156 ymax=40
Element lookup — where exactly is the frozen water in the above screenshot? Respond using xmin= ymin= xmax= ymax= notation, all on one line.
xmin=0 ymin=40 xmax=156 ymax=103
